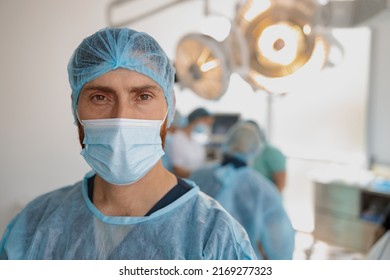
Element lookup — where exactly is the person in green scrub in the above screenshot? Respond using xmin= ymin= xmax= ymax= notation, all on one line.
xmin=247 ymin=120 xmax=287 ymax=192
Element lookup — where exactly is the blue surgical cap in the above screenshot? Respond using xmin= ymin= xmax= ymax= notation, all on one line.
xmin=222 ymin=121 xmax=261 ymax=162
xmin=67 ymin=27 xmax=176 ymax=126
xmin=187 ymin=108 xmax=211 ymax=124
xmin=245 ymin=120 xmax=268 ymax=143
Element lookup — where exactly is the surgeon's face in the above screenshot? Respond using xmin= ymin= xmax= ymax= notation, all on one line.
xmin=77 ymin=68 xmax=167 ymax=121
xmin=76 ymin=68 xmax=168 ymax=147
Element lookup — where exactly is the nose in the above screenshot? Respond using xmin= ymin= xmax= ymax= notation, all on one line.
xmin=111 ymin=100 xmax=134 ymax=119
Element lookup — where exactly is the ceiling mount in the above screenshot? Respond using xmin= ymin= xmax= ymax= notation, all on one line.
xmin=318 ymin=0 xmax=389 ymax=28
xmin=107 ymin=0 xmax=198 ymax=27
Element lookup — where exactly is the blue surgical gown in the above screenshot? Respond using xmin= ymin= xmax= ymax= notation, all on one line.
xmin=190 ymin=163 xmax=295 ymax=259
xmin=0 ymin=171 xmax=256 ymax=260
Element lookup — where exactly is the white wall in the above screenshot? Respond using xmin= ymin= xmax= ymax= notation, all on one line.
xmin=366 ymin=11 xmax=390 ymax=167
xmin=0 ymin=0 xmax=383 ymax=236
xmin=0 ymin=0 xmax=110 ymax=234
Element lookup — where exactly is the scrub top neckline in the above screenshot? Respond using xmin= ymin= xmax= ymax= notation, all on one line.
xmin=81 ymin=170 xmax=200 ymax=225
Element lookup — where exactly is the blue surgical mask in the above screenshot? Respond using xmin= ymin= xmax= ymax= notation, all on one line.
xmin=191 ymin=123 xmax=211 ymax=144
xmin=192 ymin=123 xmax=210 ymax=135
xmin=80 ymin=118 xmax=165 ymax=185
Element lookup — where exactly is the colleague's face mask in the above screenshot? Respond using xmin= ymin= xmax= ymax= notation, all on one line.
xmin=192 ymin=123 xmax=211 ymax=135
xmin=191 ymin=123 xmax=211 ymax=144
xmin=80 ymin=117 xmax=165 ymax=185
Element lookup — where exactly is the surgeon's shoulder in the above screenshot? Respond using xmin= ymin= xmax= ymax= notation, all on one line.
xmin=16 ymin=180 xmax=83 ymax=219
xmin=193 ymin=191 xmax=257 ymax=259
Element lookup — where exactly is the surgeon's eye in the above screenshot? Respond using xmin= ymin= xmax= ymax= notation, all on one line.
xmin=91 ymin=95 xmax=109 ymax=103
xmin=138 ymin=94 xmax=152 ymax=101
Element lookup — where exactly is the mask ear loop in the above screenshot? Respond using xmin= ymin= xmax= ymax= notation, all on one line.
xmin=160 ymin=110 xmax=169 ymax=128
xmin=76 ymin=109 xmax=84 ymax=127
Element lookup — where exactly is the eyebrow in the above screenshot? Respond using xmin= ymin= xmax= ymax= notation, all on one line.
xmin=82 ymin=86 xmax=115 ymax=94
xmin=130 ymin=85 xmax=162 ymax=94
xmin=82 ymin=85 xmax=162 ymax=94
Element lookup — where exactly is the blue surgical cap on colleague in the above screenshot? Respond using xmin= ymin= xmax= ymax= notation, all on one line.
xmin=245 ymin=120 xmax=267 ymax=143
xmin=67 ymin=27 xmax=176 ymax=126
xmin=222 ymin=121 xmax=261 ymax=162
xmin=187 ymin=108 xmax=211 ymax=124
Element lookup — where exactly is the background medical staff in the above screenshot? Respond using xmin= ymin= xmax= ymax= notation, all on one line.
xmin=190 ymin=121 xmax=295 ymax=259
xmin=168 ymin=107 xmax=214 ymax=178
xmin=247 ymin=120 xmax=287 ymax=192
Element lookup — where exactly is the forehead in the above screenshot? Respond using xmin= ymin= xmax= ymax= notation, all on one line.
xmin=84 ymin=68 xmax=163 ymax=92
xmin=199 ymin=116 xmax=213 ymax=123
